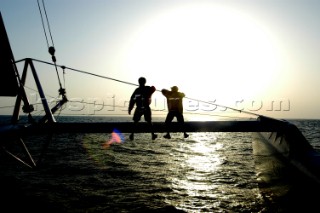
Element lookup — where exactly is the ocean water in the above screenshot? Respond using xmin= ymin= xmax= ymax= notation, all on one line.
xmin=0 ymin=116 xmax=320 ymax=212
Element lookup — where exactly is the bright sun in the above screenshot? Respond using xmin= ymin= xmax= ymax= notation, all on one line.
xmin=123 ymin=3 xmax=280 ymax=108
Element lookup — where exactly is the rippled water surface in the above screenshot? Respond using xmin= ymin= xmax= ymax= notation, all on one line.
xmin=1 ymin=117 xmax=320 ymax=212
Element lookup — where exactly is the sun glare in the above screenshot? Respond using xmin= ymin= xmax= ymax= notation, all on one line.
xmin=123 ymin=3 xmax=280 ymax=105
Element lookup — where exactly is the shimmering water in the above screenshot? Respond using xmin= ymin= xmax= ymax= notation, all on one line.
xmin=0 ymin=116 xmax=319 ymax=212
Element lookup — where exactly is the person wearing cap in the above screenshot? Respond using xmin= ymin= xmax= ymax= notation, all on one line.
xmin=161 ymin=86 xmax=189 ymax=139
xmin=128 ymin=77 xmax=157 ymax=140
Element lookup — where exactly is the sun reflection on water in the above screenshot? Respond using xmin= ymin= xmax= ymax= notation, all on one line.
xmin=167 ymin=133 xmax=225 ymax=210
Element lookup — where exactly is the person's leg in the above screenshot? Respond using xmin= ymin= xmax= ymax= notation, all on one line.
xmin=177 ymin=113 xmax=189 ymax=138
xmin=164 ymin=112 xmax=174 ymax=139
xmin=130 ymin=121 xmax=137 ymax=140
xmin=144 ymin=107 xmax=157 ymax=140
xmin=130 ymin=109 xmax=142 ymax=140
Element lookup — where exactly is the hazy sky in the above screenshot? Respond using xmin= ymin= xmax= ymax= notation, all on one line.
xmin=1 ymin=0 xmax=320 ymax=119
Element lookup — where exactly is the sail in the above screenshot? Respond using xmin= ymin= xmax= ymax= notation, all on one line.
xmin=0 ymin=12 xmax=18 ymax=96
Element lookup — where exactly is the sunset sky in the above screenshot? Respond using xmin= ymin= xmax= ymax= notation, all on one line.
xmin=1 ymin=0 xmax=320 ymax=119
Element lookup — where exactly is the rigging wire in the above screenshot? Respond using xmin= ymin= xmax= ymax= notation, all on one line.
xmin=185 ymin=97 xmax=260 ymax=117
xmin=19 ymin=58 xmax=262 ymax=118
xmin=4 ymin=59 xmax=260 ymax=119
xmin=36 ymin=0 xmax=65 ymax=94
xmin=41 ymin=0 xmax=55 ymax=48
xmin=36 ymin=0 xmax=49 ymax=49
xmin=29 ymin=58 xmax=139 ymax=87
xmin=61 ymin=66 xmax=66 ymax=88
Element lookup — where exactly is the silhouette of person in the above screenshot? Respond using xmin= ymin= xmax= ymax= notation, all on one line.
xmin=128 ymin=77 xmax=157 ymax=140
xmin=161 ymin=86 xmax=189 ymax=139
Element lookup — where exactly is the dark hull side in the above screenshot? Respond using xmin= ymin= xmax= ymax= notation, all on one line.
xmin=252 ymin=128 xmax=320 ymax=185
xmin=252 ymin=117 xmax=320 ymax=211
